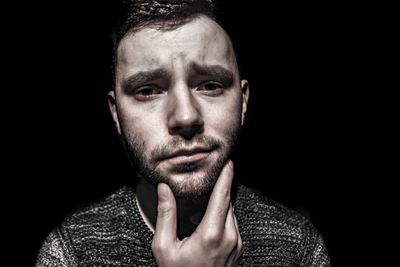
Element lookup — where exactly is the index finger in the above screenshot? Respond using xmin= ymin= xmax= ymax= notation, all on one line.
xmin=200 ymin=160 xmax=234 ymax=232
xmin=153 ymin=183 xmax=177 ymax=245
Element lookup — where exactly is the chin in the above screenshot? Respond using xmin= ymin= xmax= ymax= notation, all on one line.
xmin=146 ymin=152 xmax=229 ymax=198
xmin=166 ymin=171 xmax=216 ymax=198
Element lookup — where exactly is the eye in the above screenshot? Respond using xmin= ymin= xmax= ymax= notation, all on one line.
xmin=133 ymin=86 xmax=163 ymax=101
xmin=197 ymin=81 xmax=224 ymax=96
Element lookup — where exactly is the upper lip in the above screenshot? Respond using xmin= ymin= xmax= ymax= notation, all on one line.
xmin=165 ymin=146 xmax=213 ymax=159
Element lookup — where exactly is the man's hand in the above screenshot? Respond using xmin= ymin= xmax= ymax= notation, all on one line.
xmin=152 ymin=161 xmax=243 ymax=267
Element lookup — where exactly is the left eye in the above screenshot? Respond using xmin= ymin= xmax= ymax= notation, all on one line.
xmin=197 ymin=81 xmax=224 ymax=95
xmin=132 ymin=86 xmax=163 ymax=101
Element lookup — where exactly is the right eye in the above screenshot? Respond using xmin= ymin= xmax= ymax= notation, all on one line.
xmin=133 ymin=86 xmax=163 ymax=101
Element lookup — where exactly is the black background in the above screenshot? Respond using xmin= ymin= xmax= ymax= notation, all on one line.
xmin=3 ymin=1 xmax=383 ymax=265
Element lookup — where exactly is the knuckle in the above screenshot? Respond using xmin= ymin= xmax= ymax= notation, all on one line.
xmin=157 ymin=202 xmax=173 ymax=216
xmin=151 ymin=240 xmax=160 ymax=253
xmin=237 ymin=238 xmax=244 ymax=256
xmin=229 ymin=232 xmax=239 ymax=245
xmin=214 ymin=206 xmax=226 ymax=218
xmin=237 ymin=236 xmax=244 ymax=251
xmin=225 ymin=233 xmax=238 ymax=250
xmin=202 ymin=229 xmax=222 ymax=245
xmin=151 ymin=239 xmax=168 ymax=254
xmin=221 ymin=187 xmax=231 ymax=201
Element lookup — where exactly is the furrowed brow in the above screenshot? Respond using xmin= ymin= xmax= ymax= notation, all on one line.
xmin=190 ymin=63 xmax=234 ymax=86
xmin=121 ymin=68 xmax=170 ymax=93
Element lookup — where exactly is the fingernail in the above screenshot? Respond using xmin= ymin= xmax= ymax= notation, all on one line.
xmin=228 ymin=160 xmax=234 ymax=169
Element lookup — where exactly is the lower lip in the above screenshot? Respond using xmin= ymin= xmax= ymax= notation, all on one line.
xmin=166 ymin=152 xmax=211 ymax=165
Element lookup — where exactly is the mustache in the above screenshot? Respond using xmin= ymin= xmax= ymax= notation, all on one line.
xmin=150 ymin=135 xmax=222 ymax=163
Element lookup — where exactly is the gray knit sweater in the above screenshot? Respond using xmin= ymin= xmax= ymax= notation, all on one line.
xmin=36 ymin=185 xmax=331 ymax=266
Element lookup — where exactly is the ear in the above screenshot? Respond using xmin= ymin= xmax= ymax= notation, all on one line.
xmin=240 ymin=80 xmax=250 ymax=126
xmin=107 ymin=90 xmax=122 ymax=135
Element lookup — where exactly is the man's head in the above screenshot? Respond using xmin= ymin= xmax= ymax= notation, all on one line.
xmin=108 ymin=0 xmax=249 ymax=198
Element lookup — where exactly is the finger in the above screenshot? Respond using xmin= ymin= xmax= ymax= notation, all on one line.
xmin=226 ymin=210 xmax=243 ymax=266
xmin=226 ymin=204 xmax=239 ymax=252
xmin=153 ymin=183 xmax=177 ymax=245
xmin=225 ymin=203 xmax=236 ymax=235
xmin=200 ymin=160 xmax=234 ymax=233
xmin=232 ymin=208 xmax=241 ymax=243
xmin=230 ymin=242 xmax=244 ymax=267
xmin=232 ymin=212 xmax=244 ymax=265
xmin=226 ymin=246 xmax=242 ymax=267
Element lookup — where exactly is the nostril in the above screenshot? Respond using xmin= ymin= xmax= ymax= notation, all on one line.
xmin=171 ymin=124 xmax=203 ymax=140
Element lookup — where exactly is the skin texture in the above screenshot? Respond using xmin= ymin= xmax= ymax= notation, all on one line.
xmin=108 ymin=15 xmax=249 ymax=266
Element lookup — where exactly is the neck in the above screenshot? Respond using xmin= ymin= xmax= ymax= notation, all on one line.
xmin=135 ymin=178 xmax=210 ymax=240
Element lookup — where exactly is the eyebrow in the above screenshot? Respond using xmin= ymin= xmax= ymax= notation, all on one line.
xmin=121 ymin=63 xmax=235 ymax=93
xmin=121 ymin=68 xmax=170 ymax=93
xmin=190 ymin=62 xmax=235 ymax=87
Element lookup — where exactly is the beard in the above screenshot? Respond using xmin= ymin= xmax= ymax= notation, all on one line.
xmin=121 ymin=125 xmax=240 ymax=199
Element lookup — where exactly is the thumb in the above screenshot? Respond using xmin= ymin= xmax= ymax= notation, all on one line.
xmin=154 ymin=183 xmax=177 ymax=243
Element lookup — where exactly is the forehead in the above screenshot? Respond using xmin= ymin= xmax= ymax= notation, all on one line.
xmin=117 ymin=16 xmax=236 ymax=75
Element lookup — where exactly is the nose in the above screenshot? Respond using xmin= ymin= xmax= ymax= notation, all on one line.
xmin=167 ymin=89 xmax=204 ymax=140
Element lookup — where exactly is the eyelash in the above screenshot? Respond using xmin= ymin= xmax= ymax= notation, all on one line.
xmin=131 ymin=81 xmax=225 ymax=101
xmin=132 ymin=86 xmax=163 ymax=100
xmin=197 ymin=81 xmax=225 ymax=95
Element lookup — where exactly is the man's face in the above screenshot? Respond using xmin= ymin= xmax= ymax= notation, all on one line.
xmin=109 ymin=15 xmax=249 ymax=198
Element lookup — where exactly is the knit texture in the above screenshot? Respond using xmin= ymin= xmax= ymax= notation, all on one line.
xmin=36 ymin=185 xmax=331 ymax=266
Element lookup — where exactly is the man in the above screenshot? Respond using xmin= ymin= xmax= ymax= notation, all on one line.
xmin=36 ymin=0 xmax=331 ymax=266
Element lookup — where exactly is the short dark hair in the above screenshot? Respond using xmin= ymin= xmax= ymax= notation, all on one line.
xmin=111 ymin=0 xmax=217 ymax=89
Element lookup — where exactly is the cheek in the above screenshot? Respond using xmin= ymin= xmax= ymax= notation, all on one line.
xmin=118 ymin=107 xmax=166 ymax=150
xmin=205 ymin=96 xmax=242 ymax=138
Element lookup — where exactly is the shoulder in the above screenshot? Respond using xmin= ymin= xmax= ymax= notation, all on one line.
xmin=63 ymin=186 xmax=133 ymax=228
xmin=234 ymin=185 xmax=307 ymax=226
xmin=36 ymin=187 xmax=137 ymax=266
xmin=37 ymin=187 xmax=156 ymax=266
xmin=36 ymin=229 xmax=77 ymax=267
xmin=59 ymin=187 xmax=137 ymax=252
xmin=234 ymin=185 xmax=331 ymax=266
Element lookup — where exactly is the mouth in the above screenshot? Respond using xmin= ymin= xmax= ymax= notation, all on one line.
xmin=162 ymin=146 xmax=215 ymax=165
